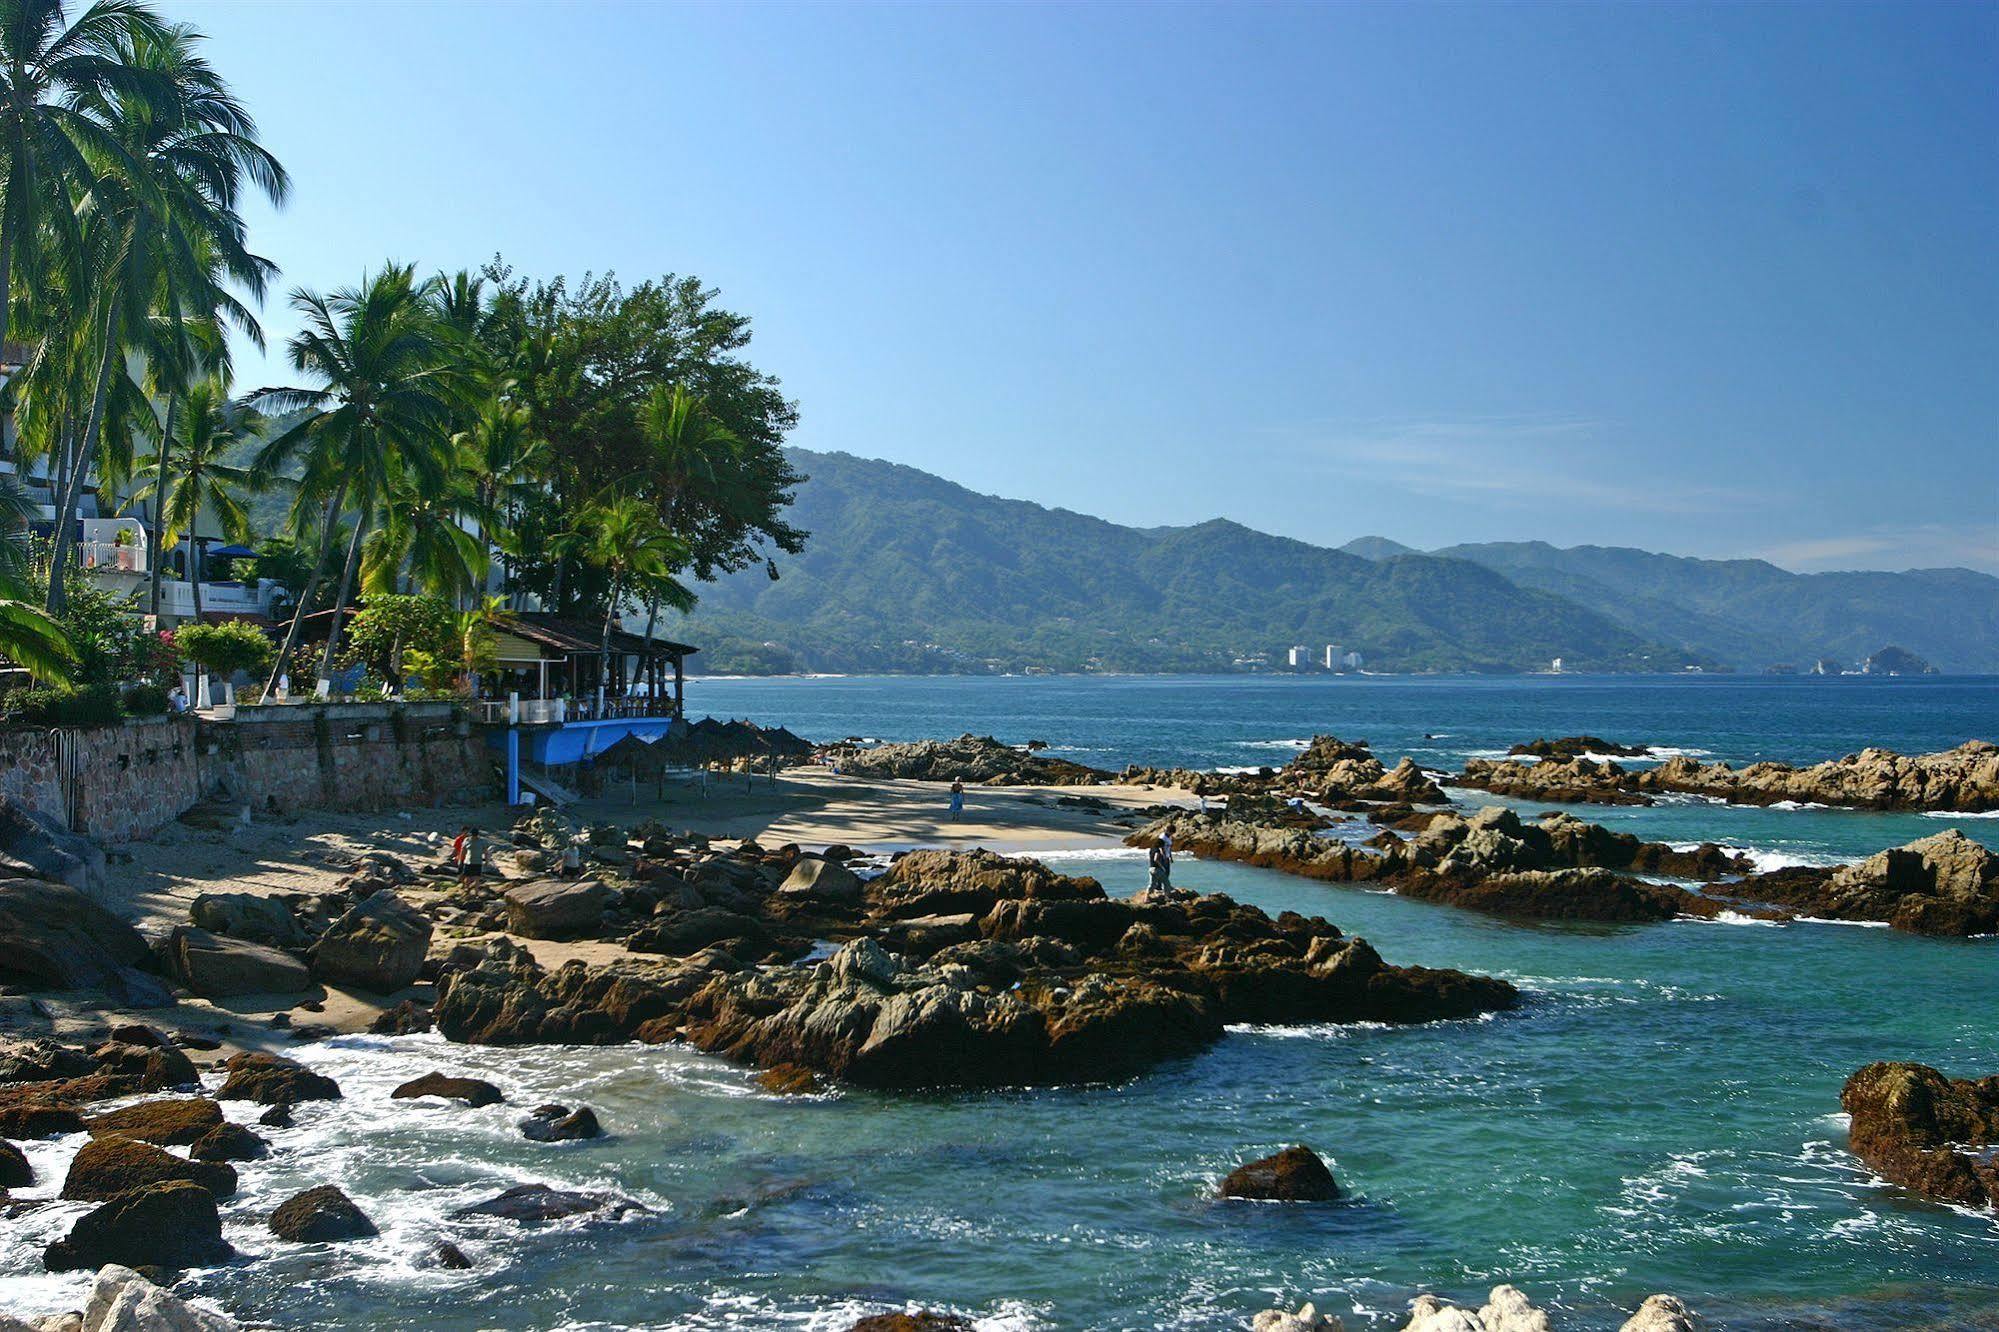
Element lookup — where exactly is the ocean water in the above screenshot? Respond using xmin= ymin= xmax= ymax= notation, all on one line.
xmin=3 ymin=675 xmax=1995 ymax=1330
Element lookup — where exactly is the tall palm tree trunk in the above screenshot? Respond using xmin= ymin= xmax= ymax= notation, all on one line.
xmin=0 ymin=207 xmax=15 ymax=458
xmin=147 ymin=394 xmax=176 ymax=618
xmin=598 ymin=571 xmax=621 ymax=713
xmin=262 ymin=485 xmax=346 ymax=700
xmin=46 ymin=297 xmax=123 ymax=613
xmin=316 ymin=496 xmax=370 ymax=687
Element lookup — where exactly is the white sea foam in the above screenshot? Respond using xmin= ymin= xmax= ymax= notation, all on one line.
xmin=1030 ymin=846 xmax=1150 ymax=863
xmin=1235 ymin=738 xmax=1311 ymax=751
xmin=1924 ymin=809 xmax=1999 ymax=819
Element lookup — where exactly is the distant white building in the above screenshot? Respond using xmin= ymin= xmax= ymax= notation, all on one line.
xmin=1324 ymin=644 xmax=1344 ymax=670
xmin=1550 ymin=657 xmax=1564 ymax=673
xmin=1342 ymin=650 xmax=1364 ymax=671
xmin=1286 ymin=645 xmax=1311 ymax=669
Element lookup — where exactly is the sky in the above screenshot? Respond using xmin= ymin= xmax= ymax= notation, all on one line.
xmin=181 ymin=0 xmax=1998 ymax=574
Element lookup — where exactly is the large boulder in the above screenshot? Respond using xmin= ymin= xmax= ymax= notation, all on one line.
xmin=86 ymin=1098 xmax=224 ymax=1146
xmin=61 ymin=1134 xmax=237 ymax=1200
xmin=775 ymin=855 xmax=864 ymax=904
xmin=312 ymin=891 xmax=429 ymax=993
xmin=1619 ymin=1295 xmax=1699 ymax=1332
xmin=43 ymin=1179 xmax=233 ymax=1272
xmin=0 ymin=877 xmax=163 ymax=1004
xmin=451 ymin=1182 xmax=641 ymax=1222
xmin=172 ymin=928 xmax=311 ymax=998
xmin=189 ymin=892 xmax=301 ymax=947
xmin=1841 ymin=1060 xmax=1999 ymax=1208
xmin=0 ymin=798 xmax=105 ymax=892
xmin=80 ymin=1264 xmax=241 ymax=1332
xmin=268 ymin=1184 xmax=377 ymax=1242
xmin=0 ymin=1137 xmax=31 ymax=1187
xmin=501 ymin=879 xmax=613 ymax=939
xmin=518 ymin=1104 xmax=602 ymax=1141
xmin=392 ymin=1072 xmax=502 ymax=1107
xmin=1219 ymin=1145 xmax=1342 ymax=1201
xmin=214 ymin=1051 xmax=341 ymax=1105
xmin=1252 ymin=1305 xmax=1343 ymax=1332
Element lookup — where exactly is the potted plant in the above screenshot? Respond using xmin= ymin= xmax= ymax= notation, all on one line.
xmin=112 ymin=529 xmax=136 ymax=572
xmin=173 ymin=621 xmax=274 ymax=719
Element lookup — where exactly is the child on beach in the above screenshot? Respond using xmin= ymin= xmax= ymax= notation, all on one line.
xmin=948 ymin=779 xmax=965 ymax=820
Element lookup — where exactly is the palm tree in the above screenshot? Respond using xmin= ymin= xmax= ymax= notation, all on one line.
xmin=0 ymin=0 xmax=169 ymax=424
xmin=453 ymin=396 xmax=537 ymax=603
xmin=634 ymin=382 xmax=738 ymax=643
xmin=124 ymin=376 xmax=258 ymax=619
xmin=575 ymin=495 xmax=689 ymax=712
xmin=0 ymin=472 xmax=72 ymax=678
xmin=252 ymin=263 xmax=456 ymax=697
xmin=359 ymin=461 xmax=486 ymax=603
xmin=40 ymin=18 xmax=284 ymax=611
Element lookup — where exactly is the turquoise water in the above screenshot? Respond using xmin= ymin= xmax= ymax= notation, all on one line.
xmin=3 ymin=676 xmax=1994 ymax=1329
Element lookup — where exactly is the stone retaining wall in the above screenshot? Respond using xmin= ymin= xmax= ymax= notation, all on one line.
xmin=0 ymin=703 xmax=501 ymax=844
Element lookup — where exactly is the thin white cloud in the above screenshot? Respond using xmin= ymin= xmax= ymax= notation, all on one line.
xmin=1750 ymin=524 xmax=1999 ymax=574
xmin=1278 ymin=414 xmax=1752 ymax=516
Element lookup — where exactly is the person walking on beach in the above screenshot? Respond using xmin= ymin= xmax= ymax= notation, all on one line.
xmin=948 ymin=778 xmax=965 ymax=821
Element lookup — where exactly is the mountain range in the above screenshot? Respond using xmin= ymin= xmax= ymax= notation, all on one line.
xmin=669 ymin=449 xmax=1999 ymax=676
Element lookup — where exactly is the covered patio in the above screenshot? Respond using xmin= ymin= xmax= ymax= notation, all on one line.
xmin=482 ymin=612 xmax=696 ymax=725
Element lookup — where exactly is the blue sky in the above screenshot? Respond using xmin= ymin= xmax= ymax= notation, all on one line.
xmin=182 ymin=1 xmax=1997 ymax=573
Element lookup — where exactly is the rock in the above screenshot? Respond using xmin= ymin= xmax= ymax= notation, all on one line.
xmin=61 ymin=1135 xmax=237 ymax=1200
xmin=392 ymin=1072 xmax=503 ymax=1107
xmin=1840 ymin=1060 xmax=1999 ymax=1208
xmin=822 ymin=733 xmax=1110 ymax=785
xmin=90 ymin=1041 xmax=199 ymax=1091
xmin=312 ymin=891 xmax=430 ymax=993
xmin=171 ymin=928 xmax=310 ymax=998
xmin=43 ymin=1180 xmax=233 ymax=1272
xmin=0 ymin=799 xmax=105 ymax=893
xmin=188 ymin=1122 xmax=267 ymax=1162
xmin=1509 ymin=736 xmax=1651 ymax=759
xmin=1280 ymin=736 xmax=1446 ymax=804
xmin=1619 ymin=1295 xmax=1699 ymax=1332
xmin=1634 ymin=741 xmax=1999 ymax=812
xmin=1732 ymin=830 xmax=1999 ymax=935
xmin=1455 ymin=756 xmax=1652 ymax=807
xmin=80 ymin=1263 xmax=240 ymax=1332
xmin=368 ymin=1001 xmax=434 ymax=1035
xmin=500 ymin=879 xmax=614 ymax=940
xmin=847 ymin=1315 xmax=972 ymax=1332
xmin=1219 ymin=1146 xmax=1341 ymax=1202
xmin=188 ymin=893 xmax=301 ymax=947
xmin=755 ymin=1063 xmax=821 ymax=1095
xmin=775 ymin=855 xmax=864 ymax=904
xmin=0 ymin=1101 xmax=84 ymax=1138
xmin=1398 ymin=1287 xmax=1556 ymax=1332
xmin=434 ymin=1241 xmax=472 ymax=1269
xmin=0 ymin=1138 xmax=31 ymax=1187
xmin=627 ymin=906 xmax=770 ymax=958
xmin=1252 ymin=1304 xmax=1343 ymax=1332
xmin=451 ymin=1182 xmax=640 ymax=1222
xmin=86 ymin=1099 xmax=224 ymax=1147
xmin=256 ymin=1104 xmax=292 ymax=1128
xmin=0 ymin=877 xmax=161 ymax=1002
xmin=268 ymin=1184 xmax=377 ymax=1242
xmin=518 ymin=1104 xmax=602 ymax=1141
xmin=214 ymin=1052 xmax=341 ymax=1105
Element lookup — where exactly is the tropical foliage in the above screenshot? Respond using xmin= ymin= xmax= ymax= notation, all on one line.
xmin=0 ymin=2 xmax=806 ymax=711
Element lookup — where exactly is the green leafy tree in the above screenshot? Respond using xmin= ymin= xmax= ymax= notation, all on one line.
xmin=339 ymin=592 xmax=454 ymax=684
xmin=171 ymin=617 xmax=267 ymax=677
xmin=574 ymin=496 xmax=690 ymax=698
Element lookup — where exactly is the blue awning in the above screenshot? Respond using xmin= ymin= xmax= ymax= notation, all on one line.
xmin=208 ymin=544 xmax=255 ymax=557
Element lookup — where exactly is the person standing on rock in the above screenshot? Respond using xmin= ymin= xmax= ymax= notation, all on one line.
xmin=948 ymin=779 xmax=966 ymax=821
xmin=1158 ymin=827 xmax=1174 ymax=889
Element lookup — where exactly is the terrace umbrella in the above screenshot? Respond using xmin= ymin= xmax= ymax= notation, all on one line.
xmin=761 ymin=726 xmax=816 ymax=759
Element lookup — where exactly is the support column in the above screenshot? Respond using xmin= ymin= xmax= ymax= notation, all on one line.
xmin=506 ymin=729 xmax=520 ymax=806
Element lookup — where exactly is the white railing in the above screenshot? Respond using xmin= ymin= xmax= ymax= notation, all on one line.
xmin=154 ymin=580 xmax=276 ymax=618
xmin=78 ymin=517 xmax=147 ymax=574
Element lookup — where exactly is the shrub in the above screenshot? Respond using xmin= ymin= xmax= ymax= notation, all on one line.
xmin=174 ymin=621 xmax=274 ymax=677
xmin=3 ymin=683 xmax=123 ymax=727
xmin=120 ymin=683 xmax=172 ymax=717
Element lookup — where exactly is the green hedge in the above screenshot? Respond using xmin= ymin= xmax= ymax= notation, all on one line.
xmin=2 ymin=684 xmax=124 ymax=727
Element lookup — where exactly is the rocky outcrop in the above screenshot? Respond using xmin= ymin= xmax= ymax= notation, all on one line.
xmin=0 ymin=798 xmax=105 ymax=892
xmin=518 ymin=1104 xmax=601 ymax=1141
xmin=85 ymin=1098 xmax=224 ymax=1147
xmin=170 ymin=928 xmax=310 ymax=998
xmin=1509 ymin=736 xmax=1651 ymax=759
xmin=62 ymin=1135 xmax=237 ymax=1201
xmin=1219 ymin=1146 xmax=1341 ymax=1201
xmin=269 ymin=1184 xmax=378 ymax=1242
xmin=822 ymin=733 xmax=1110 ymax=786
xmin=188 ymin=1122 xmax=267 ymax=1162
xmin=44 ymin=1180 xmax=234 ymax=1272
xmin=1132 ymin=806 xmax=1745 ymax=923
xmin=70 ymin=1264 xmax=242 ymax=1332
xmin=1619 ymin=1296 xmax=1698 ymax=1332
xmin=1840 ymin=1061 xmax=1998 ymax=1209
xmin=311 ymin=890 xmax=430 ymax=993
xmin=188 ymin=892 xmax=302 ymax=947
xmin=214 ymin=1052 xmax=340 ymax=1105
xmin=1462 ymin=740 xmax=1999 ymax=813
xmin=1729 ymin=830 xmax=1998 ymax=935
xmin=0 ymin=1138 xmax=33 ymax=1187
xmin=1279 ymin=736 xmax=1446 ymax=805
xmin=0 ymin=878 xmax=166 ymax=1005
xmin=450 ymin=1182 xmax=642 ymax=1222
xmin=1251 ymin=1305 xmax=1342 ymax=1332
xmin=392 ymin=1073 xmax=502 ymax=1107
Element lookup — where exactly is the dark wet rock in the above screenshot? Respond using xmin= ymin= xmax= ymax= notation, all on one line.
xmin=312 ymin=890 xmax=430 ymax=993
xmin=0 ymin=1100 xmax=85 ymax=1138
xmin=627 ymin=906 xmax=771 ymax=958
xmin=754 ymin=1063 xmax=822 ymax=1095
xmin=189 ymin=892 xmax=302 ymax=947
xmin=848 ymin=1315 xmax=973 ymax=1332
xmin=822 ymin=733 xmax=1110 ymax=785
xmin=43 ymin=1179 xmax=233 ymax=1272
xmin=392 ymin=1072 xmax=503 ymax=1107
xmin=171 ymin=927 xmax=311 ymax=998
xmin=0 ymin=798 xmax=105 ymax=892
xmin=1841 ymin=1061 xmax=1999 ymax=1209
xmin=0 ymin=1138 xmax=30 ymax=1188
xmin=435 ymin=940 xmax=721 ymax=1047
xmin=1510 ymin=735 xmax=1653 ymax=759
xmin=269 ymin=1184 xmax=378 ymax=1242
xmin=500 ymin=878 xmax=615 ymax=940
xmin=1219 ymin=1145 xmax=1342 ymax=1201
xmin=61 ymin=1134 xmax=237 ymax=1200
xmin=0 ymin=1037 xmax=96 ymax=1084
xmin=434 ymin=1240 xmax=473 ymax=1269
xmin=86 ymin=1098 xmax=224 ymax=1146
xmin=518 ymin=1104 xmax=602 ymax=1141
xmin=369 ymin=1000 xmax=434 ymax=1035
xmin=0 ymin=877 xmax=160 ymax=1001
xmin=189 ymin=1122 xmax=268 ymax=1162
xmin=774 ymin=855 xmax=864 ymax=905
xmin=257 ymin=1103 xmax=294 ymax=1128
xmin=451 ymin=1182 xmax=642 ymax=1222
xmin=215 ymin=1052 xmax=341 ymax=1105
